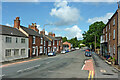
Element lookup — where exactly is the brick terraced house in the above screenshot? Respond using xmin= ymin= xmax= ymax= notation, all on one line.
xmin=14 ymin=17 xmax=44 ymax=57
xmin=46 ymin=32 xmax=62 ymax=53
xmin=100 ymin=6 xmax=120 ymax=65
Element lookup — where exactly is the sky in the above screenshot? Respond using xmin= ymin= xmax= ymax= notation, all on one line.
xmin=1 ymin=0 xmax=119 ymax=40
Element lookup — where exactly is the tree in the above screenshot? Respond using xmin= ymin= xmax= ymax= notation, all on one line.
xmin=82 ymin=21 xmax=105 ymax=50
xmin=62 ymin=37 xmax=67 ymax=42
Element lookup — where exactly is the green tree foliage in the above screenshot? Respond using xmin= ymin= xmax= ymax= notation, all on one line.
xmin=62 ymin=37 xmax=83 ymax=48
xmin=82 ymin=21 xmax=105 ymax=49
xmin=62 ymin=37 xmax=67 ymax=42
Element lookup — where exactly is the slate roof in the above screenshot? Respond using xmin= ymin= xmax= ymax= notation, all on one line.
xmin=46 ymin=35 xmax=60 ymax=40
xmin=43 ymin=35 xmax=51 ymax=41
xmin=0 ymin=25 xmax=27 ymax=37
xmin=20 ymin=26 xmax=41 ymax=37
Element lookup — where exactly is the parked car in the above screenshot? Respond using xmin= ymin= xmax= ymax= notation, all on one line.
xmin=61 ymin=50 xmax=66 ymax=54
xmin=48 ymin=52 xmax=56 ymax=56
xmin=71 ymin=48 xmax=75 ymax=51
xmin=75 ymin=47 xmax=79 ymax=50
xmin=85 ymin=51 xmax=92 ymax=57
xmin=65 ymin=50 xmax=69 ymax=53
xmin=85 ymin=48 xmax=91 ymax=52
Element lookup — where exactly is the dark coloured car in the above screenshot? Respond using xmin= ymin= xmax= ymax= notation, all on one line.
xmin=85 ymin=51 xmax=92 ymax=57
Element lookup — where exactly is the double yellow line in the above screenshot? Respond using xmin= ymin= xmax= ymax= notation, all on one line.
xmin=88 ymin=71 xmax=94 ymax=80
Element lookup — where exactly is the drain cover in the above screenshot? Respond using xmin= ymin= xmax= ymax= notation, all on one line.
xmin=100 ymin=69 xmax=106 ymax=73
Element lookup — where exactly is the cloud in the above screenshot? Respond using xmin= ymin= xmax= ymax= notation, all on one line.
xmin=50 ymin=0 xmax=81 ymax=26
xmin=37 ymin=24 xmax=48 ymax=35
xmin=64 ymin=25 xmax=83 ymax=40
xmin=87 ymin=12 xmax=114 ymax=24
xmin=5 ymin=23 xmax=11 ymax=26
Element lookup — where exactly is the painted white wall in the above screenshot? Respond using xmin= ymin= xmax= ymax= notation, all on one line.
xmin=1 ymin=35 xmax=29 ymax=62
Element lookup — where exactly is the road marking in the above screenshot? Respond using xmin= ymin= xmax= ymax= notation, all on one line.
xmin=81 ymin=64 xmax=85 ymax=70
xmin=0 ymin=58 xmax=41 ymax=68
xmin=88 ymin=71 xmax=91 ymax=80
xmin=88 ymin=71 xmax=94 ymax=80
xmin=91 ymin=71 xmax=94 ymax=79
xmin=17 ymin=64 xmax=41 ymax=73
xmin=0 ymin=74 xmax=5 ymax=77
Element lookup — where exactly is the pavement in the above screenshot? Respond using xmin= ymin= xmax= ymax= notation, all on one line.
xmin=0 ymin=49 xmax=119 ymax=80
xmin=92 ymin=52 xmax=119 ymax=80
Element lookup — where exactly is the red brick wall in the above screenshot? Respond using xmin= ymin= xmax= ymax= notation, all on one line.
xmin=104 ymin=11 xmax=118 ymax=63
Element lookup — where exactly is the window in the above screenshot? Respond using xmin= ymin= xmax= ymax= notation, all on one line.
xmin=41 ymin=37 xmax=43 ymax=44
xmin=113 ymin=29 xmax=115 ymax=39
xmin=21 ymin=38 xmax=25 ymax=43
xmin=109 ymin=24 xmax=110 ymax=29
xmin=48 ymin=41 xmax=51 ymax=46
xmin=113 ymin=19 xmax=115 ymax=26
xmin=109 ymin=33 xmax=110 ymax=41
xmin=44 ymin=47 xmax=45 ymax=53
xmin=14 ymin=49 xmax=19 ymax=56
xmin=113 ymin=44 xmax=115 ymax=55
xmin=16 ymin=38 xmax=18 ymax=43
xmin=109 ymin=45 xmax=111 ymax=53
xmin=40 ymin=46 xmax=43 ymax=53
xmin=103 ymin=29 xmax=105 ymax=34
xmin=106 ymin=33 xmax=107 ymax=42
xmin=21 ymin=49 xmax=25 ymax=55
xmin=61 ymin=40 xmax=62 ymax=43
xmin=106 ymin=26 xmax=107 ymax=32
xmin=48 ymin=47 xmax=50 ymax=52
xmin=33 ymin=36 xmax=35 ymax=44
xmin=32 ymin=47 xmax=35 ymax=55
xmin=57 ymin=41 xmax=59 ymax=45
xmin=6 ymin=37 xmax=12 ymax=43
xmin=53 ymin=40 xmax=54 ymax=45
xmin=5 ymin=49 xmax=11 ymax=56
xmin=44 ymin=41 xmax=45 ymax=46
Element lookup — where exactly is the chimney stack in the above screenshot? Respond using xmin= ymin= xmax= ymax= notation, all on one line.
xmin=14 ymin=17 xmax=20 ymax=29
xmin=29 ymin=23 xmax=39 ymax=32
xmin=40 ymin=29 xmax=45 ymax=35
xmin=52 ymin=33 xmax=55 ymax=37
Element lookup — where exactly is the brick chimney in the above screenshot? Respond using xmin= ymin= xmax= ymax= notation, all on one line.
xmin=48 ymin=32 xmax=53 ymax=36
xmin=40 ymin=29 xmax=45 ymax=35
xmin=29 ymin=23 xmax=39 ymax=32
xmin=14 ymin=17 xmax=20 ymax=29
xmin=52 ymin=33 xmax=55 ymax=37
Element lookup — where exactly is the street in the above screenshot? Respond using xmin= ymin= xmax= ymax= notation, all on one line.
xmin=1 ymin=49 xmax=119 ymax=79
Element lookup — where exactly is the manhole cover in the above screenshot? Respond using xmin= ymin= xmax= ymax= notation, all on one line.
xmin=100 ymin=69 xmax=106 ymax=73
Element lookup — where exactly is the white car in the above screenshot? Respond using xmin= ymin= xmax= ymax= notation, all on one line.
xmin=61 ymin=51 xmax=66 ymax=54
xmin=48 ymin=52 xmax=56 ymax=56
xmin=75 ymin=47 xmax=79 ymax=50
